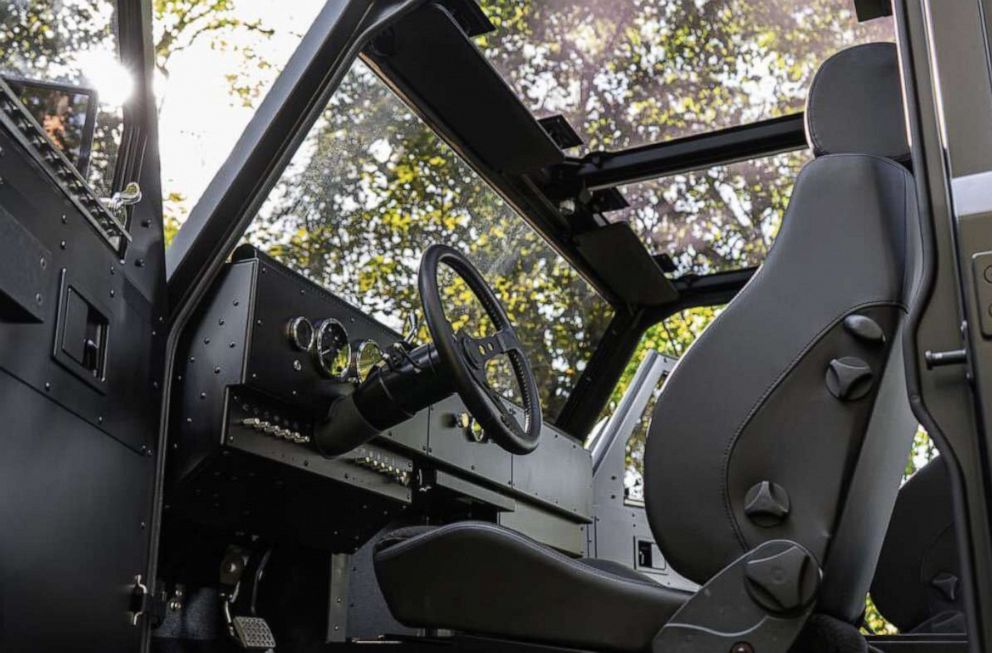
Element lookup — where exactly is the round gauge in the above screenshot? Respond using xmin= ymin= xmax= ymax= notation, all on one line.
xmin=352 ymin=339 xmax=385 ymax=383
xmin=313 ymin=319 xmax=351 ymax=381
xmin=285 ymin=316 xmax=314 ymax=352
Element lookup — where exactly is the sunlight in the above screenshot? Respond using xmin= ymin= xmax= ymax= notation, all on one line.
xmin=76 ymin=48 xmax=133 ymax=106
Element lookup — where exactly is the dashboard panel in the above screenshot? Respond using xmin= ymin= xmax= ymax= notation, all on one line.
xmin=168 ymin=244 xmax=591 ymax=554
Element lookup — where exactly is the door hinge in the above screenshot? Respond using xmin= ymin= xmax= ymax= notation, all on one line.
xmin=128 ymin=575 xmax=148 ymax=626
xmin=128 ymin=575 xmax=168 ymax=627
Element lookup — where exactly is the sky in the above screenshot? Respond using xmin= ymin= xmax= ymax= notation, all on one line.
xmin=155 ymin=0 xmax=324 ymax=219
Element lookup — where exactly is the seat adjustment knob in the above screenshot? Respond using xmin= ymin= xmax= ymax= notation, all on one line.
xmin=744 ymin=544 xmax=820 ymax=614
xmin=825 ymin=357 xmax=873 ymax=400
xmin=931 ymin=572 xmax=959 ymax=601
xmin=843 ymin=314 xmax=885 ymax=343
xmin=744 ymin=481 xmax=790 ymax=526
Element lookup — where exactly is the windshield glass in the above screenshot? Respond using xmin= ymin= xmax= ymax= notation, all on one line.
xmin=477 ymin=0 xmax=892 ymax=151
xmin=612 ymin=149 xmax=811 ymax=275
xmin=0 ymin=0 xmax=127 ymax=195
xmin=245 ymin=60 xmax=614 ymax=419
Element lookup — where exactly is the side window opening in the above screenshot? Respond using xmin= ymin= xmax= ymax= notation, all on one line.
xmin=593 ymin=306 xmax=723 ymax=503
xmin=0 ymin=0 xmax=126 ymax=197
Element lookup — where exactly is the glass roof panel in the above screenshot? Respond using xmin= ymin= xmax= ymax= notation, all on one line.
xmin=610 ymin=149 xmax=811 ymax=275
xmin=477 ymin=0 xmax=892 ymax=151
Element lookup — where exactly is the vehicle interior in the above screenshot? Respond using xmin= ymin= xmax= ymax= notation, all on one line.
xmin=0 ymin=0 xmax=988 ymax=652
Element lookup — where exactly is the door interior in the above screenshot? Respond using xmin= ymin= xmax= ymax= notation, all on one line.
xmin=0 ymin=3 xmax=166 ymax=650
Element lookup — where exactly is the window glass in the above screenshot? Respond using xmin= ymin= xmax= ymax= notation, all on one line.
xmin=245 ymin=60 xmax=614 ymax=419
xmin=477 ymin=0 xmax=892 ymax=151
xmin=0 ymin=0 xmax=127 ymax=195
xmin=154 ymin=0 xmax=325 ymax=240
xmin=613 ymin=150 xmax=811 ymax=275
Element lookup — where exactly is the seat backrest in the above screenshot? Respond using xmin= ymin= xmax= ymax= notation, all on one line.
xmin=872 ymin=456 xmax=966 ymax=633
xmin=644 ymin=42 xmax=923 ymax=622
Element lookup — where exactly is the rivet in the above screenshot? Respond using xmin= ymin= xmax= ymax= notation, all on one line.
xmin=218 ymin=318 xmax=225 ymax=326
xmin=214 ymin=367 xmax=221 ymax=374
xmin=135 ymin=259 xmax=145 ymax=268
xmin=34 ymin=293 xmax=42 ymax=305
xmin=109 ymin=289 xmax=115 ymax=297
xmin=44 ymin=382 xmax=51 ymax=391
xmin=39 ymin=257 xmax=46 ymax=269
xmin=59 ymin=240 xmax=66 ymax=249
xmin=97 ymin=416 xmax=104 ymax=424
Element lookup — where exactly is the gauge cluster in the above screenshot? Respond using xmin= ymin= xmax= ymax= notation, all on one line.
xmin=285 ymin=315 xmax=383 ymax=384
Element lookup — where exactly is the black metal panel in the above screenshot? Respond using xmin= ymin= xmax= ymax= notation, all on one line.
xmin=426 ymin=395 xmax=512 ymax=487
xmin=168 ymin=252 xmax=420 ymax=549
xmin=0 ymin=204 xmax=50 ymax=321
xmin=245 ymin=249 xmax=400 ymax=405
xmin=510 ymin=420 xmax=592 ymax=521
xmin=0 ymin=128 xmax=160 ymax=455
xmin=0 ymin=368 xmax=151 ymax=652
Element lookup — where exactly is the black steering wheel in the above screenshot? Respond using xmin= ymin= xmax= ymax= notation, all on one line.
xmin=418 ymin=244 xmax=542 ymax=454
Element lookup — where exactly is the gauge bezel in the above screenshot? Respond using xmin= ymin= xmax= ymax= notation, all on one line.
xmin=351 ymin=338 xmax=385 ymax=383
xmin=313 ymin=318 xmax=351 ymax=381
xmin=285 ymin=316 xmax=315 ymax=352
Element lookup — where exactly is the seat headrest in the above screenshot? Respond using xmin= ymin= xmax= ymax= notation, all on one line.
xmin=805 ymin=42 xmax=910 ymax=161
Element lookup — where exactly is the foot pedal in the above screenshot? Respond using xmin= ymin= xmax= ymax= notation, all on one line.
xmin=219 ymin=545 xmax=277 ymax=651
xmin=231 ymin=615 xmax=276 ymax=651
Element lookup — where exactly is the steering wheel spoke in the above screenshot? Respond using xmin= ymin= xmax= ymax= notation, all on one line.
xmin=458 ymin=328 xmax=521 ymax=368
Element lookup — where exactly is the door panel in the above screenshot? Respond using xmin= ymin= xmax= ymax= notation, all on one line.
xmin=0 ymin=79 xmax=162 ymax=650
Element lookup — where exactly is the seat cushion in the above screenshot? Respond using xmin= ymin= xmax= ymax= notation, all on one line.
xmin=374 ymin=521 xmax=689 ymax=652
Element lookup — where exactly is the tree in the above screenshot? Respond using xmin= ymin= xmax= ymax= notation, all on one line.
xmin=247 ymin=61 xmax=614 ymax=417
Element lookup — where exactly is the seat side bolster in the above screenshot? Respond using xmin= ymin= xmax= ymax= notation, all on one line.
xmin=375 ymin=521 xmax=689 ymax=652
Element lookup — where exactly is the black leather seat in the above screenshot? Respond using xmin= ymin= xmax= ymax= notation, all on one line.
xmin=871 ymin=457 xmax=966 ymax=633
xmin=375 ymin=42 xmax=922 ymax=652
